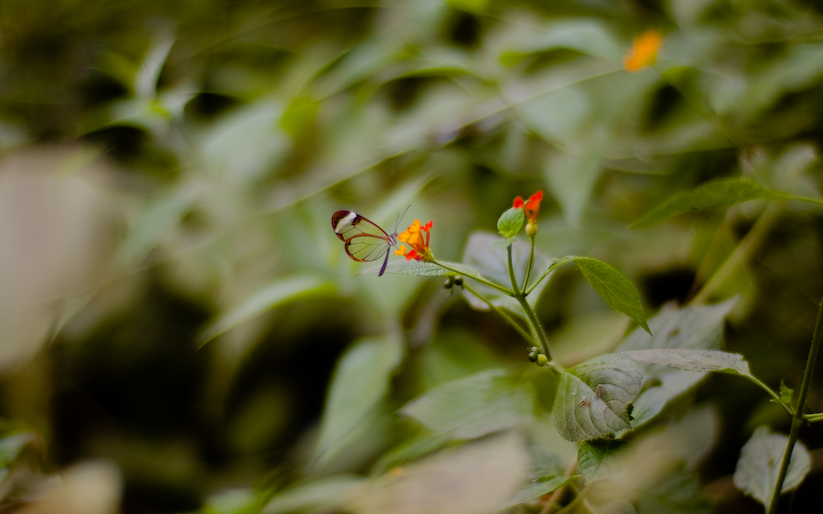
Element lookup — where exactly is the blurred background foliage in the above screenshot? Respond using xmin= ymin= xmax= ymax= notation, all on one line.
xmin=1 ymin=0 xmax=823 ymax=512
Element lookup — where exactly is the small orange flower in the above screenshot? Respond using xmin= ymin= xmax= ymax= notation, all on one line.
xmin=395 ymin=219 xmax=434 ymax=262
xmin=514 ymin=191 xmax=543 ymax=236
xmin=624 ymin=30 xmax=662 ymax=72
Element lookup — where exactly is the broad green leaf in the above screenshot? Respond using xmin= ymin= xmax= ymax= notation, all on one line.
xmin=495 ymin=475 xmax=570 ymax=511
xmin=200 ymin=275 xmax=335 ymax=343
xmin=314 ymin=335 xmax=404 ymax=466
xmin=630 ymin=178 xmax=781 ymax=228
xmin=402 ymin=369 xmax=535 ymax=440
xmin=622 ymin=349 xmax=751 ymax=376
xmin=262 ymin=475 xmax=363 ymax=514
xmin=552 ymin=354 xmax=643 ymax=442
xmin=545 ymin=141 xmax=603 ymax=227
xmin=578 ymin=439 xmax=630 ymax=482
xmin=733 ymin=426 xmax=811 ymax=507
xmin=460 ymin=232 xmax=551 ymax=316
xmin=497 ymin=207 xmax=525 ymax=238
xmin=573 ymin=257 xmax=650 ymax=334
xmin=618 ymin=300 xmax=735 ymax=427
xmin=634 ymin=471 xmax=711 ymax=514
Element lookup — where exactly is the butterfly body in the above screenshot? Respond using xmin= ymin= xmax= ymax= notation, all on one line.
xmin=332 ymin=210 xmax=398 ymax=276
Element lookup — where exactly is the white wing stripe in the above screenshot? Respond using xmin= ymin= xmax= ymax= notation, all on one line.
xmin=334 ymin=211 xmax=358 ymax=233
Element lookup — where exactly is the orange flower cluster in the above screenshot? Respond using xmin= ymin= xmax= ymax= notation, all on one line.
xmin=514 ymin=190 xmax=543 ymax=236
xmin=395 ymin=219 xmax=433 ymax=261
xmin=624 ymin=30 xmax=662 ymax=72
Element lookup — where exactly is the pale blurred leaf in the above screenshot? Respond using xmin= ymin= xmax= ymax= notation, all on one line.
xmin=262 ymin=475 xmax=363 ymax=514
xmin=578 ymin=439 xmax=630 ymax=482
xmin=733 ymin=426 xmax=811 ymax=507
xmin=495 ymin=475 xmax=570 ymax=511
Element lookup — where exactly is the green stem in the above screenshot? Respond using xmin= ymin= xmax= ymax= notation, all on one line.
xmin=461 ymin=281 xmax=536 ymax=346
xmin=745 ymin=375 xmax=794 ymax=416
xmin=507 ymin=244 xmax=522 ymax=295
xmin=767 ymin=291 xmax=823 ymax=514
xmin=804 ymin=412 xmax=823 ymax=422
xmin=524 ymin=235 xmax=535 ymax=291
xmin=515 ymin=295 xmax=551 ymax=360
xmin=526 ymin=255 xmax=576 ymax=296
xmin=431 ymin=259 xmax=513 ymax=296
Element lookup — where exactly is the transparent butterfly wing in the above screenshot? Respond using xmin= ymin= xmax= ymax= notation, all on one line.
xmin=331 ymin=210 xmax=395 ymax=265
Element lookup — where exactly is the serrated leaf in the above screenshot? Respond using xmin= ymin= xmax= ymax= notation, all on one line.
xmin=733 ymin=426 xmax=811 ymax=507
xmin=573 ymin=257 xmax=650 ymax=334
xmin=622 ymin=349 xmax=751 ymax=376
xmin=578 ymin=439 xmax=630 ymax=482
xmin=262 ymin=475 xmax=363 ymax=514
xmin=402 ymin=369 xmax=535 ymax=440
xmin=495 ymin=475 xmax=570 ymax=511
xmin=200 ymin=275 xmax=335 ymax=343
xmin=552 ymin=354 xmax=644 ymax=442
xmin=777 ymin=380 xmax=794 ymax=409
xmin=630 ymin=179 xmax=782 ymax=228
xmin=314 ymin=335 xmax=404 ymax=466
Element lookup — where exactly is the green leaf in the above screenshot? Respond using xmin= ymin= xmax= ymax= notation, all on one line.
xmin=0 ymin=432 xmax=34 ymax=468
xmin=447 ymin=0 xmax=489 ymax=14
xmin=778 ymin=380 xmax=794 ymax=407
xmin=314 ymin=335 xmax=404 ymax=466
xmin=630 ymin=178 xmax=782 ymax=228
xmin=578 ymin=439 xmax=630 ymax=482
xmin=573 ymin=257 xmax=650 ymax=334
xmin=622 ymin=349 xmax=751 ymax=376
xmin=495 ymin=475 xmax=570 ymax=510
xmin=401 ymin=369 xmax=535 ymax=440
xmin=618 ymin=300 xmax=736 ymax=427
xmin=262 ymin=475 xmax=363 ymax=514
xmin=733 ymin=426 xmax=811 ymax=507
xmin=634 ymin=471 xmax=711 ymax=514
xmin=552 ymin=354 xmax=644 ymax=442
xmin=200 ymin=275 xmax=335 ymax=343
xmin=497 ymin=207 xmax=525 ymax=238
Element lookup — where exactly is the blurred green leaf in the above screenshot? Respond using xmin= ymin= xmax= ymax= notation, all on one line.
xmin=495 ymin=475 xmax=570 ymax=511
xmin=552 ymin=353 xmax=643 ymax=442
xmin=573 ymin=257 xmax=650 ymax=334
xmin=733 ymin=426 xmax=810 ymax=507
xmin=201 ymin=275 xmax=335 ymax=343
xmin=578 ymin=439 xmax=630 ymax=482
xmin=545 ymin=143 xmax=603 ymax=226
xmin=630 ymin=179 xmax=781 ymax=228
xmin=401 ymin=369 xmax=535 ymax=440
xmin=622 ymin=349 xmax=751 ymax=376
xmin=0 ymin=432 xmax=34 ymax=468
xmin=313 ymin=335 xmax=404 ymax=467
xmin=634 ymin=471 xmax=711 ymax=514
xmin=460 ymin=232 xmax=551 ymax=315
xmin=262 ymin=475 xmax=363 ymax=514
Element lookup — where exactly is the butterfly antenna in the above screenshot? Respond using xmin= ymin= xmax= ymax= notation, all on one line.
xmin=395 ymin=204 xmax=412 ymax=234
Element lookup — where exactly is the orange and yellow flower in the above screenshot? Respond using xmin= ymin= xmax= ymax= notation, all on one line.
xmin=624 ymin=30 xmax=662 ymax=72
xmin=395 ymin=219 xmax=434 ymax=262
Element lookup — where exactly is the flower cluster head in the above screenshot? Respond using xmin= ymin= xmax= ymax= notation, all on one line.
xmin=624 ymin=30 xmax=662 ymax=72
xmin=395 ymin=219 xmax=434 ymax=262
xmin=513 ymin=191 xmax=543 ymax=236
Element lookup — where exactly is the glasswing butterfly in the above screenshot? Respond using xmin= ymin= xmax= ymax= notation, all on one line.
xmin=331 ymin=210 xmax=402 ymax=276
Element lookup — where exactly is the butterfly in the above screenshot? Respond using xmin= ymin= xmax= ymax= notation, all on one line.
xmin=331 ymin=210 xmax=399 ymax=276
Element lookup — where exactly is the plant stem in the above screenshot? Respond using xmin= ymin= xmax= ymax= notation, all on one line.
xmin=515 ymin=295 xmax=551 ymax=359
xmin=461 ymin=281 xmax=536 ymax=346
xmin=507 ymin=244 xmax=522 ymax=295
xmin=431 ymin=259 xmax=513 ymax=295
xmin=524 ymin=235 xmax=535 ymax=291
xmin=767 ymin=291 xmax=823 ymax=514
